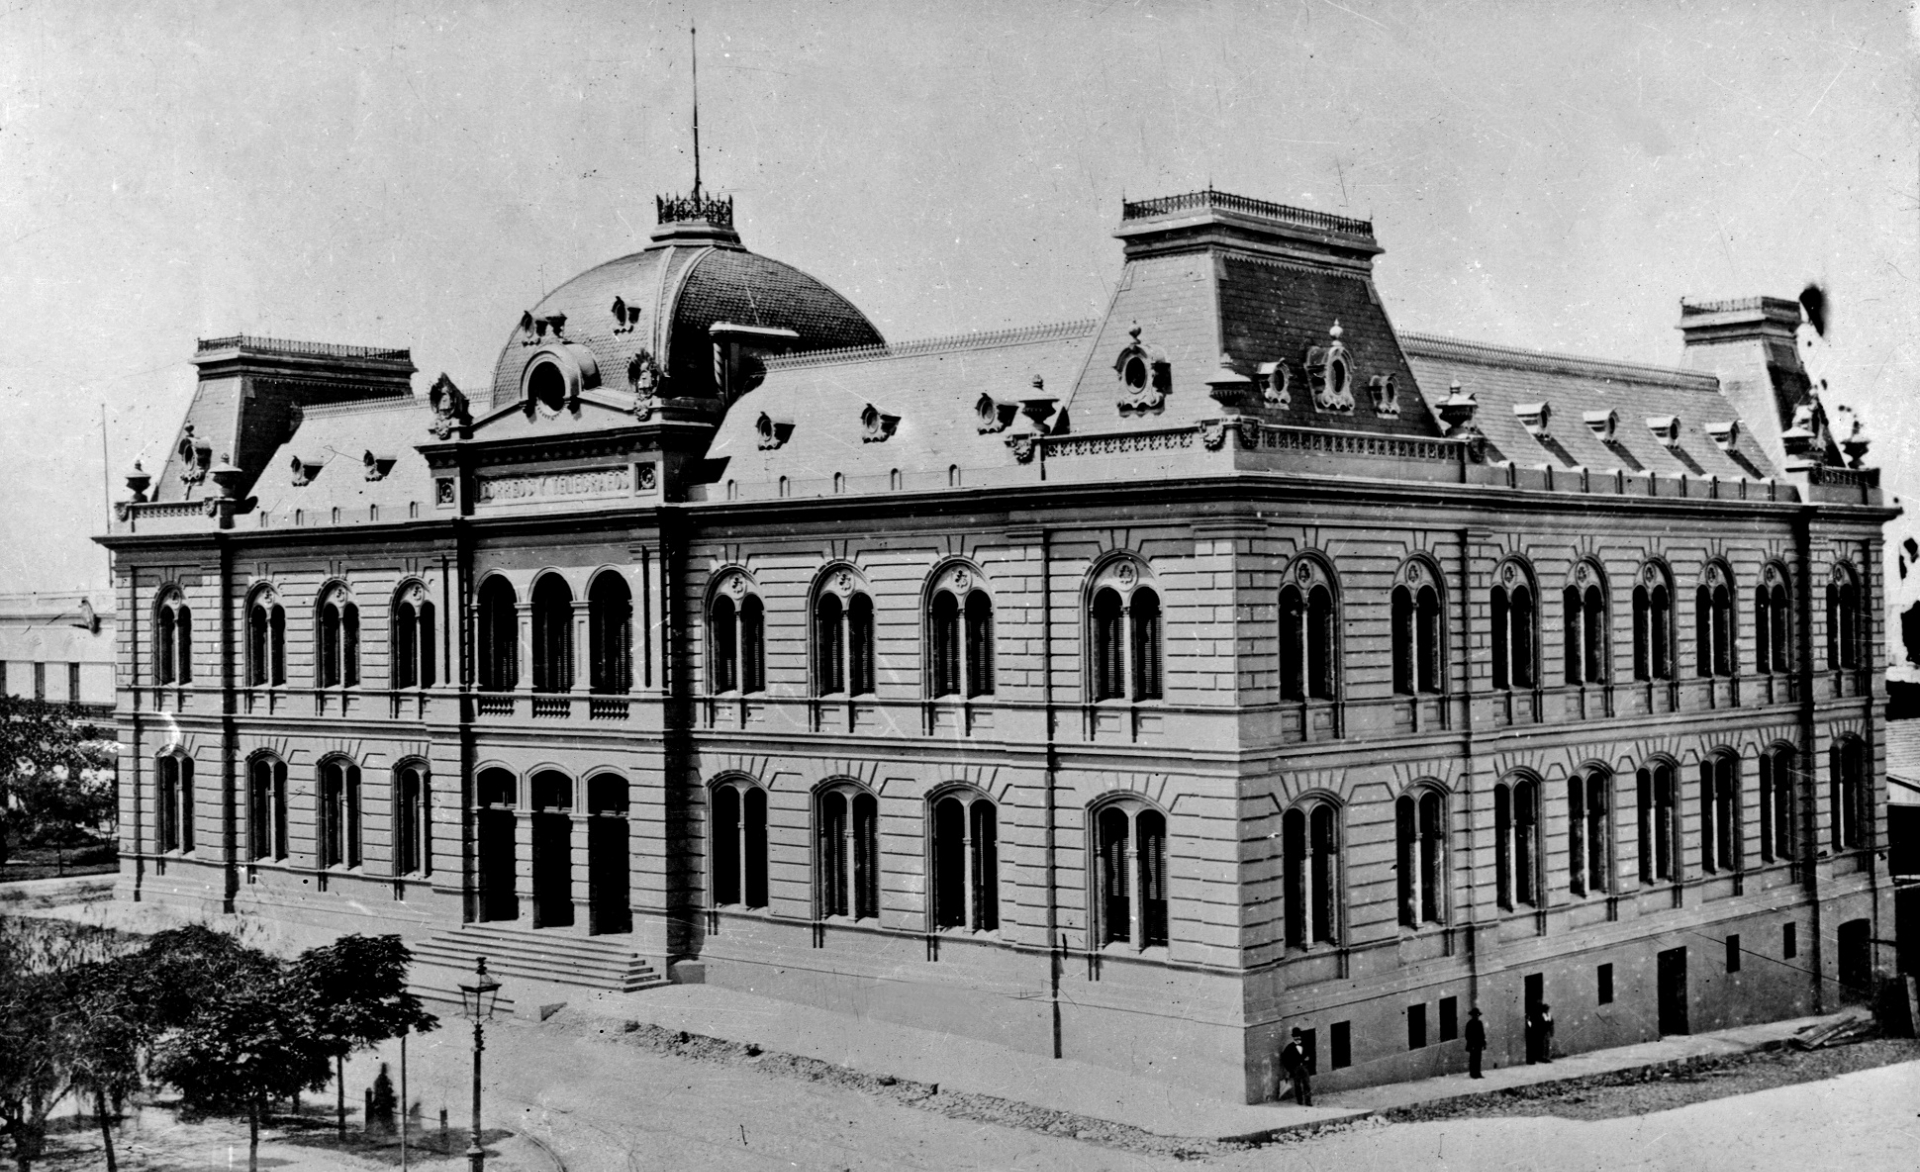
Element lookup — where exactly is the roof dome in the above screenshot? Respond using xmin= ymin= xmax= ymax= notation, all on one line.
xmin=487 ymin=195 xmax=883 ymax=411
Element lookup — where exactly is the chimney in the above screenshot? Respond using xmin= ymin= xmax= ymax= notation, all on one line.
xmin=1676 ymin=296 xmax=1809 ymax=473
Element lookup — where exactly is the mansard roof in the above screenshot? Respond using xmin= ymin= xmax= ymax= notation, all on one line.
xmin=248 ymin=396 xmax=440 ymax=526
xmin=703 ymin=320 xmax=1096 ymax=499
xmin=1401 ymin=334 xmax=1780 ymax=482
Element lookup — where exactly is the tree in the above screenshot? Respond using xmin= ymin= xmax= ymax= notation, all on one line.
xmin=0 ymin=918 xmax=127 ymax=1172
xmin=0 ymin=697 xmax=116 ymax=869
xmin=149 ymin=972 xmax=333 ymax=1172
xmin=286 ymin=934 xmax=438 ymax=1141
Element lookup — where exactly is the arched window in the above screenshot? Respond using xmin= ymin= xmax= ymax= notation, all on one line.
xmin=1695 ymin=563 xmax=1735 ymax=677
xmin=156 ymin=752 xmax=193 ymax=853
xmin=817 ymin=782 xmax=879 ymax=920
xmin=1494 ymin=776 xmax=1539 ymax=908
xmin=1088 ymin=560 xmax=1162 ymax=702
xmin=708 ymin=574 xmax=765 ymax=695
xmin=476 ymin=576 xmax=519 ymax=691
xmin=813 ymin=570 xmax=876 ymax=697
xmin=1562 ymin=562 xmax=1607 ymax=685
xmin=1283 ymin=800 xmax=1340 ymax=947
xmin=1831 ymin=737 xmax=1867 ymax=851
xmin=246 ymin=755 xmax=287 ymax=862
xmin=1391 ymin=560 xmax=1444 ymax=695
xmin=392 ymin=581 xmax=436 ymax=689
xmin=531 ymin=575 xmax=574 ymax=693
xmin=395 ymin=762 xmax=429 ymax=876
xmin=246 ymin=586 xmax=286 ymax=687
xmin=587 ymin=572 xmax=632 ymax=695
xmin=1755 ymin=564 xmax=1791 ymax=674
xmin=1094 ymin=800 xmax=1169 ymax=949
xmin=710 ymin=777 xmax=768 ymax=909
xmin=1632 ymin=562 xmax=1674 ymax=681
xmin=1827 ymin=563 xmax=1861 ymax=671
xmin=1759 ymin=744 xmax=1796 ymax=863
xmin=154 ymin=588 xmax=192 ymax=685
xmin=1698 ymin=752 xmax=1741 ymax=874
xmin=317 ymin=584 xmax=360 ymax=688
xmin=931 ymin=790 xmax=999 ymax=932
xmin=1636 ymin=760 xmax=1679 ymax=884
xmin=318 ymin=757 xmax=362 ymax=869
xmin=1490 ymin=561 xmax=1536 ymax=690
xmin=1396 ymin=786 xmax=1446 ymax=927
xmin=1567 ymin=768 xmax=1610 ymax=896
xmin=1279 ymin=557 xmax=1339 ymax=700
xmin=928 ymin=564 xmax=993 ymax=699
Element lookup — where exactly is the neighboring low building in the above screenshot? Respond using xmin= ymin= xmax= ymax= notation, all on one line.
xmin=0 ymin=592 xmax=116 ymax=715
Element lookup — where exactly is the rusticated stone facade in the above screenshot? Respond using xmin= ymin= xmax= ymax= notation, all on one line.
xmin=101 ymin=189 xmax=1896 ymax=1102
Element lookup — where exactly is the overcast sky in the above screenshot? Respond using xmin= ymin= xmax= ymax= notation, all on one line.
xmin=1 ymin=0 xmax=1914 ymax=594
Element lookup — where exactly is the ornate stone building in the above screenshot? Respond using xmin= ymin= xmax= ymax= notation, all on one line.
xmin=100 ymin=187 xmax=1895 ymax=1101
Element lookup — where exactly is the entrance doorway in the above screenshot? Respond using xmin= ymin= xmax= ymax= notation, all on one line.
xmin=1657 ymin=947 xmax=1689 ymax=1035
xmin=588 ymin=774 xmax=631 ymax=935
xmin=531 ymin=771 xmax=575 ymax=929
xmin=1838 ymin=918 xmax=1872 ymax=1002
xmin=476 ymin=769 xmax=518 ymax=923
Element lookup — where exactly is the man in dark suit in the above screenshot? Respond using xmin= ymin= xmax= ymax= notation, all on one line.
xmin=1278 ymin=1028 xmax=1312 ymax=1106
xmin=1464 ymin=1007 xmax=1487 ymax=1078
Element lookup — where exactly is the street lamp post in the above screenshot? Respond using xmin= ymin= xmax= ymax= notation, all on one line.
xmin=457 ymin=957 xmax=502 ymax=1172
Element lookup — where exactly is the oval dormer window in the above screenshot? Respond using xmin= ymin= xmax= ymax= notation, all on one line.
xmin=1329 ymin=354 xmax=1349 ymax=404
xmin=528 ymin=361 xmax=567 ymax=414
xmin=1123 ymin=355 xmax=1149 ymax=391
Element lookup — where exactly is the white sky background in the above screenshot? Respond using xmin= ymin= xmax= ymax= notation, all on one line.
xmin=0 ymin=0 xmax=1914 ymax=593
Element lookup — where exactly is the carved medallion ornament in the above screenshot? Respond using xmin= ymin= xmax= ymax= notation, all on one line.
xmin=1829 ymin=561 xmax=1854 ymax=587
xmin=1704 ymin=564 xmax=1723 ymax=588
xmin=1289 ymin=557 xmax=1333 ymax=591
xmin=1574 ymin=562 xmax=1591 ymax=587
xmin=1092 ymin=556 xmax=1150 ymax=599
xmin=1116 ymin=562 xmax=1138 ymax=589
xmin=717 ymin=571 xmax=750 ymax=600
xmin=427 ymin=374 xmax=470 ymax=440
xmin=1304 ymin=322 xmax=1355 ymax=414
xmin=1501 ymin=562 xmax=1520 ymax=588
xmin=1403 ymin=560 xmax=1424 ymax=587
xmin=637 ymin=463 xmax=657 ymax=492
xmin=1761 ymin=563 xmax=1783 ymax=589
xmin=1642 ymin=563 xmax=1661 ymax=588
xmin=1113 ymin=325 xmax=1171 ymax=415
xmin=435 ymin=478 xmax=456 ymax=506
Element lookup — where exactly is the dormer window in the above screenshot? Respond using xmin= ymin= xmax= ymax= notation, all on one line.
xmin=1113 ymin=325 xmax=1170 ymax=414
xmin=1305 ymin=322 xmax=1354 ymax=413
xmin=528 ymin=361 xmax=567 ymax=414
xmin=860 ymin=403 xmax=899 ymax=443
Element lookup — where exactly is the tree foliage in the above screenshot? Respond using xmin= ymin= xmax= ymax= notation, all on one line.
xmin=0 ymin=918 xmax=129 ymax=1172
xmin=0 ymin=697 xmax=117 ymax=863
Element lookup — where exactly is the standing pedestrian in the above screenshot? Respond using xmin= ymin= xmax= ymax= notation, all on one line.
xmin=1524 ymin=1003 xmax=1541 ymax=1064
xmin=1464 ymin=1007 xmax=1487 ymax=1079
xmin=1278 ymin=1028 xmax=1313 ymax=1106
xmin=1537 ymin=1002 xmax=1555 ymax=1063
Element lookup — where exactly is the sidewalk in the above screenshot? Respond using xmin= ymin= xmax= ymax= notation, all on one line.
xmin=496 ymin=972 xmax=1874 ymax=1143
xmin=1317 ymin=1007 xmax=1873 ymax=1114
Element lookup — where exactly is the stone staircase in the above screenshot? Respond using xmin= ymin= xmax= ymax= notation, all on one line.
xmin=411 ymin=923 xmax=668 ymax=997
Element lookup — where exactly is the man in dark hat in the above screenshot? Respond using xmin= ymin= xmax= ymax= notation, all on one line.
xmin=1278 ymin=1028 xmax=1312 ymax=1106
xmin=1464 ymin=1007 xmax=1487 ymax=1079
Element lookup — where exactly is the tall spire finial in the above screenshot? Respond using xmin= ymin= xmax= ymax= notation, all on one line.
xmin=690 ymin=25 xmax=701 ymax=200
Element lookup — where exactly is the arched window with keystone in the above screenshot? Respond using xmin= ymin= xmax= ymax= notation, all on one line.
xmin=1632 ymin=561 xmax=1675 ymax=681
xmin=813 ymin=565 xmax=876 ymax=698
xmin=1391 ymin=558 xmax=1445 ymax=696
xmin=1490 ymin=559 xmax=1537 ymax=690
xmin=1092 ymin=797 xmax=1170 ymax=949
xmin=1088 ymin=557 xmax=1162 ymax=702
xmin=1754 ymin=562 xmax=1792 ymax=674
xmin=1694 ymin=561 xmax=1737 ymax=678
xmin=707 ymin=570 xmax=765 ymax=696
xmin=1561 ymin=560 xmax=1608 ymax=687
xmin=316 ymin=583 xmax=360 ymax=688
xmin=153 ymin=586 xmax=192 ymax=685
xmin=928 ymin=562 xmax=993 ymax=700
xmin=246 ymin=584 xmax=286 ymax=687
xmin=392 ymin=580 xmax=435 ymax=689
xmin=1279 ymin=555 xmax=1340 ymax=701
